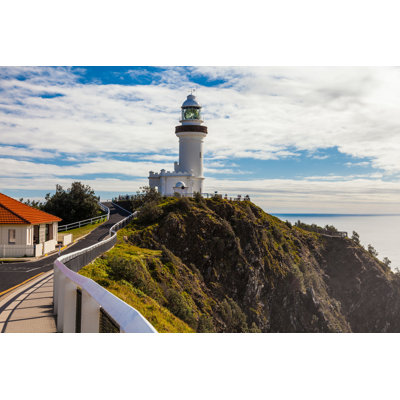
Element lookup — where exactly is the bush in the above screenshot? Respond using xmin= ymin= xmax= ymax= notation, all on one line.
xmin=367 ymin=244 xmax=378 ymax=257
xmin=197 ymin=314 xmax=215 ymax=332
xmin=167 ymin=289 xmax=196 ymax=327
xmin=271 ymin=225 xmax=283 ymax=243
xmin=137 ymin=201 xmax=163 ymax=224
xmin=383 ymin=257 xmax=391 ymax=267
xmin=219 ymin=297 xmax=248 ymax=332
xmin=131 ymin=186 xmax=161 ymax=210
xmin=351 ymin=231 xmax=360 ymax=244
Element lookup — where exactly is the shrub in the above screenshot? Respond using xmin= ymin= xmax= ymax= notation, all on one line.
xmin=367 ymin=244 xmax=378 ymax=257
xmin=383 ymin=257 xmax=391 ymax=267
xmin=219 ymin=297 xmax=248 ymax=332
xmin=167 ymin=289 xmax=196 ymax=327
xmin=176 ymin=196 xmax=191 ymax=211
xmin=197 ymin=314 xmax=215 ymax=333
xmin=271 ymin=225 xmax=283 ymax=243
xmin=131 ymin=186 xmax=161 ymax=209
xmin=137 ymin=201 xmax=163 ymax=224
xmin=351 ymin=231 xmax=360 ymax=244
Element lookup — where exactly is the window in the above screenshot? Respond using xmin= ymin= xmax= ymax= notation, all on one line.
xmin=199 ymin=152 xmax=202 ymax=158
xmin=8 ymin=229 xmax=16 ymax=244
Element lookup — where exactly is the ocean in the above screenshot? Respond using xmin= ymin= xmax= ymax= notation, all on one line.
xmin=273 ymin=214 xmax=400 ymax=270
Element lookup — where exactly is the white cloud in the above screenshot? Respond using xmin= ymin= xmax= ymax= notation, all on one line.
xmin=1 ymin=66 xmax=399 ymax=176
xmin=1 ymin=66 xmax=400 ymax=212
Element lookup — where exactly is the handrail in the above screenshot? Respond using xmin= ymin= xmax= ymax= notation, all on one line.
xmin=58 ymin=202 xmax=111 ymax=232
xmin=54 ymin=205 xmax=157 ymax=333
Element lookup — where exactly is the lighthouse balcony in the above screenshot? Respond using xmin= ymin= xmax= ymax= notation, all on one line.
xmin=175 ymin=125 xmax=208 ymax=134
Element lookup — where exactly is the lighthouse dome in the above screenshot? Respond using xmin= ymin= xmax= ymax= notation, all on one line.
xmin=182 ymin=94 xmax=201 ymax=108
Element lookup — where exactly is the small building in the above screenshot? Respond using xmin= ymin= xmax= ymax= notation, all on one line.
xmin=0 ymin=193 xmax=62 ymax=258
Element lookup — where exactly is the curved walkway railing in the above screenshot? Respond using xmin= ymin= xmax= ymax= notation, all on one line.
xmin=58 ymin=202 xmax=110 ymax=232
xmin=53 ymin=202 xmax=157 ymax=333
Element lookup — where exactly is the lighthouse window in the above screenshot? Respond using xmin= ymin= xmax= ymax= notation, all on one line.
xmin=200 ymin=152 xmax=202 ymax=158
xmin=183 ymin=107 xmax=200 ymax=120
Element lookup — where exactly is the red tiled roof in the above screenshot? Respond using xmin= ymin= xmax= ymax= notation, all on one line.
xmin=0 ymin=193 xmax=62 ymax=225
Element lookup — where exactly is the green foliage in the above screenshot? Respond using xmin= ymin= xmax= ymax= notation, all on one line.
xmin=367 ymin=244 xmax=378 ymax=257
xmin=131 ymin=186 xmax=162 ymax=210
xmin=19 ymin=198 xmax=44 ymax=209
xmin=295 ymin=220 xmax=339 ymax=235
xmin=166 ymin=289 xmax=196 ymax=327
xmin=197 ymin=314 xmax=215 ymax=333
xmin=351 ymin=231 xmax=360 ymax=244
xmin=271 ymin=224 xmax=283 ymax=242
xmin=383 ymin=257 xmax=391 ymax=267
xmin=193 ymin=191 xmax=205 ymax=206
xmin=42 ymin=182 xmax=100 ymax=224
xmin=219 ymin=297 xmax=248 ymax=333
xmin=136 ymin=201 xmax=163 ymax=224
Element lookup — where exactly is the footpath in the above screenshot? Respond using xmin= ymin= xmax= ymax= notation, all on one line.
xmin=0 ymin=271 xmax=55 ymax=333
xmin=0 ymin=202 xmax=130 ymax=333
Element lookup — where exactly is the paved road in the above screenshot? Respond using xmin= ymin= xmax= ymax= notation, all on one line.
xmin=0 ymin=202 xmax=130 ymax=295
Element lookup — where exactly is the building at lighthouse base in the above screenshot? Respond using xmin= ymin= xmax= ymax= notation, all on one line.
xmin=148 ymin=167 xmax=204 ymax=196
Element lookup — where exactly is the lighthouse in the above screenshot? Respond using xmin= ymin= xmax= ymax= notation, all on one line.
xmin=148 ymin=93 xmax=208 ymax=196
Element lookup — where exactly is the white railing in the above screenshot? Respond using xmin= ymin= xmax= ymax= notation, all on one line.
xmin=53 ymin=204 xmax=157 ymax=333
xmin=0 ymin=244 xmax=34 ymax=258
xmin=58 ymin=202 xmax=111 ymax=232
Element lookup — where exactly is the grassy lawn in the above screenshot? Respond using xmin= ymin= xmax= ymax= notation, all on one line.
xmin=60 ymin=218 xmax=107 ymax=241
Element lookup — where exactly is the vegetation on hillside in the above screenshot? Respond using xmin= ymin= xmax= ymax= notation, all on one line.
xmin=80 ymin=192 xmax=400 ymax=332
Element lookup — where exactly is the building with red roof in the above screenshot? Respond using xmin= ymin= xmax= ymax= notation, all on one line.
xmin=0 ymin=193 xmax=62 ymax=258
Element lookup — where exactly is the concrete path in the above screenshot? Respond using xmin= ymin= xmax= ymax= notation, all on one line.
xmin=0 ymin=270 xmax=56 ymax=333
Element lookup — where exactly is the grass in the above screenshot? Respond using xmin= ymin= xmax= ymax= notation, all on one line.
xmin=60 ymin=218 xmax=107 ymax=240
xmin=79 ymin=249 xmax=194 ymax=333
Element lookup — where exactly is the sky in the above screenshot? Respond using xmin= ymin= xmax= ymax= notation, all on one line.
xmin=0 ymin=66 xmax=399 ymax=213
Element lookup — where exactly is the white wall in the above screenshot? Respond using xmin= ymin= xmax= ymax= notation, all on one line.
xmin=177 ymin=132 xmax=206 ymax=177
xmin=0 ymin=224 xmax=29 ymax=246
xmin=52 ymin=222 xmax=58 ymax=242
xmin=43 ymin=239 xmax=57 ymax=254
xmin=0 ymin=244 xmax=34 ymax=258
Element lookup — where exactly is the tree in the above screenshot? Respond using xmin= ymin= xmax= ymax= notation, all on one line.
xmin=351 ymin=231 xmax=360 ymax=244
xmin=367 ymin=244 xmax=378 ymax=257
xmin=42 ymin=182 xmax=100 ymax=224
xmin=19 ymin=198 xmax=44 ymax=209
xmin=131 ymin=186 xmax=161 ymax=210
xmin=383 ymin=257 xmax=392 ymax=267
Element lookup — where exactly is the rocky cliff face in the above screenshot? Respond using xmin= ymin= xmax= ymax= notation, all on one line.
xmin=82 ymin=196 xmax=400 ymax=332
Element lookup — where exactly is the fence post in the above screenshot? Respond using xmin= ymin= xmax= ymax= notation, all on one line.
xmin=63 ymin=280 xmax=78 ymax=332
xmin=81 ymin=291 xmax=100 ymax=333
xmin=56 ymin=273 xmax=66 ymax=332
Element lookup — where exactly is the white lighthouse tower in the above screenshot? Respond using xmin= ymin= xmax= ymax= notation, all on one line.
xmin=148 ymin=93 xmax=208 ymax=196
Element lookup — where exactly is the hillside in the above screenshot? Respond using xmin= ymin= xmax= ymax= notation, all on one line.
xmin=80 ymin=196 xmax=400 ymax=332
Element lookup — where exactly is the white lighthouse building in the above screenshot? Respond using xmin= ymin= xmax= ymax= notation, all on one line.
xmin=148 ymin=93 xmax=208 ymax=196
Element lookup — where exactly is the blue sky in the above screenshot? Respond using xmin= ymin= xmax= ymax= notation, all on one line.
xmin=0 ymin=66 xmax=399 ymax=213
